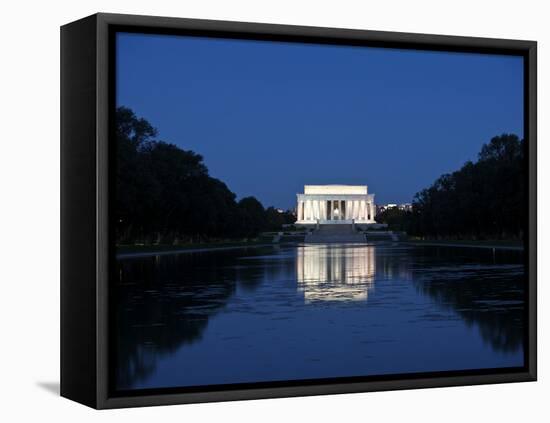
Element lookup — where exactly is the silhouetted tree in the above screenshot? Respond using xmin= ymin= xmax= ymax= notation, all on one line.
xmin=237 ymin=197 xmax=267 ymax=237
xmin=409 ymin=134 xmax=524 ymax=240
xmin=375 ymin=208 xmax=413 ymax=232
xmin=115 ymin=106 xmax=289 ymax=244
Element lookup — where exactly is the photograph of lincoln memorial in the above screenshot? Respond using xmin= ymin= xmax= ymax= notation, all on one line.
xmin=295 ymin=185 xmax=376 ymax=225
xmin=112 ymin=31 xmax=527 ymax=393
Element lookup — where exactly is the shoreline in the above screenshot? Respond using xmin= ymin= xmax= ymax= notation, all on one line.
xmin=117 ymin=242 xmax=276 ymax=259
xmin=405 ymin=240 xmax=523 ymax=251
xmin=117 ymin=239 xmax=524 ymax=259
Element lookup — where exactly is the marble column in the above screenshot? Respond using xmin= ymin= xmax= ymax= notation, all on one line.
xmin=314 ymin=200 xmax=320 ymax=220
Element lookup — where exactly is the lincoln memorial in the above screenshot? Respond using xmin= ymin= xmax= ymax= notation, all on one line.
xmin=295 ymin=185 xmax=376 ymax=225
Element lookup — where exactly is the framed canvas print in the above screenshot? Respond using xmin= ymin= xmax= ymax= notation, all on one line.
xmin=60 ymin=13 xmax=537 ymax=409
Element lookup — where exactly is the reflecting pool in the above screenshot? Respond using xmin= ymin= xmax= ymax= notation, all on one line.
xmin=114 ymin=243 xmax=525 ymax=391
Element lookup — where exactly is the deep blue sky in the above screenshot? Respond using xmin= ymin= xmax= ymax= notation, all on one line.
xmin=116 ymin=32 xmax=523 ymax=209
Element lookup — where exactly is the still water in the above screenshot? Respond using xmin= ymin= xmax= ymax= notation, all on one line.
xmin=114 ymin=244 xmax=525 ymax=391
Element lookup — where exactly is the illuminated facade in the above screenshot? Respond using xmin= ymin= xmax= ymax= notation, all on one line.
xmin=296 ymin=185 xmax=376 ymax=225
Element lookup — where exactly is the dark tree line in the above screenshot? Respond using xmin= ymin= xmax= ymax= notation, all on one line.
xmin=116 ymin=107 xmax=294 ymax=244
xmin=376 ymin=134 xmax=525 ymax=240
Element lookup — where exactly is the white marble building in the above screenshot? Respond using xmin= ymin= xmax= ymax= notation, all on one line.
xmin=295 ymin=185 xmax=376 ymax=225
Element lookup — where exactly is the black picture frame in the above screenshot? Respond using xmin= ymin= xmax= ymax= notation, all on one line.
xmin=61 ymin=12 xmax=537 ymax=409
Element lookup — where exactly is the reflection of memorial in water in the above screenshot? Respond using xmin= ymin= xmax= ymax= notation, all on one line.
xmin=296 ymin=245 xmax=376 ymax=302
